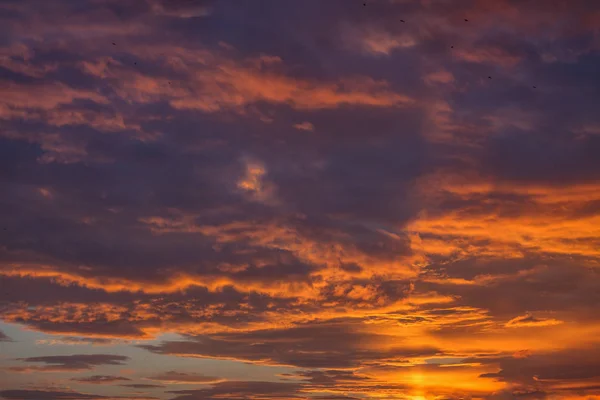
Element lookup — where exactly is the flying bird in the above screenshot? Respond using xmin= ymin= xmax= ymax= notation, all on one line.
xmin=464 ymin=19 xmax=469 ymax=22
xmin=488 ymin=76 xmax=492 ymax=79
xmin=451 ymin=46 xmax=454 ymax=48
xmin=112 ymin=42 xmax=116 ymax=45
xmin=401 ymin=19 xmax=405 ymax=22
xmin=533 ymin=86 xmax=537 ymax=88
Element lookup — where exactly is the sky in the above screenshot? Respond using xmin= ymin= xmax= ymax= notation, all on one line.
xmin=0 ymin=0 xmax=600 ymax=399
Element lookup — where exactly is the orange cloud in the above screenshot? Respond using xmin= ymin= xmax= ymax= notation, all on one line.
xmin=237 ymin=158 xmax=278 ymax=204
xmin=145 ymin=371 xmax=223 ymax=384
xmin=408 ymin=174 xmax=600 ymax=260
xmin=81 ymin=45 xmax=416 ymax=112
xmin=506 ymin=314 xmax=564 ymax=328
xmin=0 ymin=81 xmax=107 ymax=118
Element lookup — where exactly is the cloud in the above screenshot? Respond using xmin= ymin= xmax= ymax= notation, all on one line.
xmin=167 ymin=66 xmax=415 ymax=112
xmin=236 ymin=158 xmax=278 ymax=205
xmin=146 ymin=371 xmax=223 ymax=384
xmin=475 ymin=348 xmax=600 ymax=397
xmin=351 ymin=28 xmax=416 ymax=56
xmin=423 ymin=70 xmax=455 ymax=85
xmin=290 ymin=369 xmax=371 ymax=387
xmin=140 ymin=320 xmax=438 ymax=368
xmin=0 ymin=0 xmax=600 ymax=399
xmin=453 ymin=46 xmax=522 ymax=68
xmin=166 ymin=381 xmax=302 ymax=400
xmin=292 ymin=121 xmax=314 ymax=132
xmin=36 ymin=337 xmax=124 ymax=346
xmin=0 ymin=389 xmax=155 ymax=400
xmin=505 ymin=314 xmax=563 ymax=328
xmin=149 ymin=0 xmax=212 ymax=19
xmin=71 ymin=375 xmax=132 ymax=384
xmin=0 ymin=329 xmax=12 ymax=342
xmin=121 ymin=384 xmax=165 ymax=389
xmin=408 ymin=175 xmax=600 ymax=259
xmin=0 ymin=390 xmax=106 ymax=400
xmin=9 ymin=354 xmax=129 ymax=372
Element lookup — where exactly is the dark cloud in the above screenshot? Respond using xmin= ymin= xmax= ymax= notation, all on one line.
xmin=482 ymin=127 xmax=600 ymax=184
xmin=10 ymin=354 xmax=129 ymax=372
xmin=71 ymin=375 xmax=132 ymax=384
xmin=0 ymin=390 xmax=104 ymax=400
xmin=121 ymin=384 xmax=165 ymax=389
xmin=0 ymin=277 xmax=299 ymax=338
xmin=476 ymin=348 xmax=600 ymax=386
xmin=292 ymin=369 xmax=371 ymax=387
xmin=0 ymin=389 xmax=155 ymax=400
xmin=420 ymin=262 xmax=600 ymax=319
xmin=166 ymin=381 xmax=302 ymax=400
xmin=488 ymin=389 xmax=548 ymax=400
xmin=140 ymin=320 xmax=438 ymax=368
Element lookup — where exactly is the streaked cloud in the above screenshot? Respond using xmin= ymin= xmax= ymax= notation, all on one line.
xmin=0 ymin=389 xmax=155 ymax=400
xmin=505 ymin=314 xmax=564 ymax=328
xmin=145 ymin=371 xmax=223 ymax=385
xmin=8 ymin=354 xmax=129 ymax=372
xmin=71 ymin=376 xmax=132 ymax=385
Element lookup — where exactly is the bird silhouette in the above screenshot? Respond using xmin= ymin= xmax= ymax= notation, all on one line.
xmin=400 ymin=19 xmax=405 ymax=22
xmin=112 ymin=42 xmax=116 ymax=45
xmin=533 ymin=86 xmax=537 ymax=88
xmin=464 ymin=19 xmax=468 ymax=22
xmin=451 ymin=45 xmax=454 ymax=48
xmin=488 ymin=76 xmax=492 ymax=79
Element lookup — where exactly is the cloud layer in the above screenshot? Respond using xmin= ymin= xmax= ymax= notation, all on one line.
xmin=1 ymin=0 xmax=600 ymax=399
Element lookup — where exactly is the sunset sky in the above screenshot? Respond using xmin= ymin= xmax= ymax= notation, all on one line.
xmin=1 ymin=0 xmax=600 ymax=399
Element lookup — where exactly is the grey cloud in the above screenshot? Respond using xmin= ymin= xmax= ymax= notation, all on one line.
xmin=166 ymin=381 xmax=302 ymax=400
xmin=0 ymin=389 xmax=155 ymax=400
xmin=146 ymin=371 xmax=221 ymax=384
xmin=0 ymin=390 xmax=105 ymax=400
xmin=0 ymin=329 xmax=12 ymax=342
xmin=121 ymin=384 xmax=166 ymax=389
xmin=71 ymin=375 xmax=132 ymax=384
xmin=13 ymin=354 xmax=129 ymax=371
xmin=140 ymin=320 xmax=438 ymax=368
